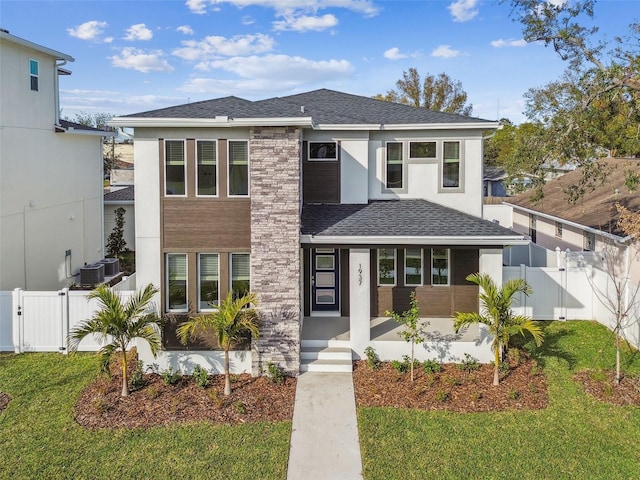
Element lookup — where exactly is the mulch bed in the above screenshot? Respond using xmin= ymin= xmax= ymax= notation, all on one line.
xmin=75 ymin=373 xmax=297 ymax=429
xmin=0 ymin=392 xmax=10 ymax=414
xmin=574 ymin=370 xmax=640 ymax=406
xmin=353 ymin=358 xmax=549 ymax=412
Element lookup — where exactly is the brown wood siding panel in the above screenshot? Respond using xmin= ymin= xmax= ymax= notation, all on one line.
xmin=376 ymin=288 xmax=393 ymax=316
xmin=416 ymin=288 xmax=453 ymax=316
xmin=340 ymin=249 xmax=350 ymax=316
xmin=163 ymin=199 xmax=250 ymax=250
xmin=452 ymin=248 xmax=479 ymax=313
xmin=302 ymin=142 xmax=340 ymax=203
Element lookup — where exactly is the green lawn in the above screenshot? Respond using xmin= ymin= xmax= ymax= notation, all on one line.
xmin=0 ymin=353 xmax=290 ymax=480
xmin=359 ymin=320 xmax=640 ymax=480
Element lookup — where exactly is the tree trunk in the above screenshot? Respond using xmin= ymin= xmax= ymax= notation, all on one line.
xmin=616 ymin=331 xmax=621 ymax=385
xmin=410 ymin=341 xmax=415 ymax=382
xmin=493 ymin=343 xmax=500 ymax=386
xmin=121 ymin=349 xmax=130 ymax=397
xmin=224 ymin=349 xmax=231 ymax=395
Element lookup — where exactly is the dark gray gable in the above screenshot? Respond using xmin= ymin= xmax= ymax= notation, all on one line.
xmin=301 ymin=199 xmax=518 ymax=238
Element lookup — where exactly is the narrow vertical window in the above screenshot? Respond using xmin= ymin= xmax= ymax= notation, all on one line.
xmin=165 ymin=140 xmax=185 ymax=196
xmin=378 ymin=248 xmax=396 ymax=286
xmin=443 ymin=141 xmax=460 ymax=188
xmin=555 ymin=222 xmax=563 ymax=238
xmin=229 ymin=140 xmax=249 ymax=196
xmin=431 ymin=249 xmax=449 ymax=286
xmin=231 ymin=253 xmax=250 ymax=298
xmin=529 ymin=213 xmax=537 ymax=243
xmin=29 ymin=59 xmax=39 ymax=91
xmin=404 ymin=248 xmax=423 ymax=286
xmin=198 ymin=253 xmax=219 ymax=310
xmin=167 ymin=253 xmax=187 ymax=311
xmin=197 ymin=140 xmax=217 ymax=196
xmin=583 ymin=232 xmax=595 ymax=251
xmin=386 ymin=142 xmax=403 ymax=189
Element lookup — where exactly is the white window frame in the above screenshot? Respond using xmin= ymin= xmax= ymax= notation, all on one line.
xmin=227 ymin=139 xmax=250 ymax=197
xmin=377 ymin=248 xmax=397 ymax=286
xmin=308 ymin=141 xmax=338 ymax=161
xmin=431 ymin=248 xmax=450 ymax=286
xmin=196 ymin=139 xmax=218 ymax=197
xmin=166 ymin=253 xmax=188 ymax=313
xmin=29 ymin=58 xmax=39 ymax=91
xmin=164 ymin=139 xmax=187 ymax=197
xmin=441 ymin=141 xmax=461 ymax=190
xmin=230 ymin=252 xmax=251 ymax=298
xmin=404 ymin=248 xmax=423 ymax=287
xmin=198 ymin=253 xmax=219 ymax=312
xmin=384 ymin=141 xmax=404 ymax=191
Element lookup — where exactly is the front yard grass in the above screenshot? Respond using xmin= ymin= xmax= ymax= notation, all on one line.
xmin=358 ymin=320 xmax=640 ymax=480
xmin=0 ymin=353 xmax=290 ymax=480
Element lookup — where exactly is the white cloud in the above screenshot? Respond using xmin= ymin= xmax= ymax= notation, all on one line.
xmin=491 ymin=38 xmax=528 ymax=48
xmin=104 ymin=37 xmax=114 ymax=44
xmin=60 ymin=88 xmax=186 ymax=116
xmin=242 ymin=16 xmax=255 ymax=25
xmin=448 ymin=0 xmax=479 ymax=22
xmin=110 ymin=48 xmax=174 ymax=73
xmin=186 ymin=0 xmax=379 ymax=17
xmin=274 ymin=14 xmax=338 ymax=31
xmin=177 ymin=25 xmax=194 ymax=35
xmin=384 ymin=47 xmax=406 ymax=60
xmin=431 ymin=45 xmax=461 ymax=58
xmin=202 ymin=54 xmax=353 ymax=83
xmin=123 ymin=23 xmax=153 ymax=41
xmin=173 ymin=33 xmax=275 ymax=62
xmin=67 ymin=20 xmax=108 ymax=41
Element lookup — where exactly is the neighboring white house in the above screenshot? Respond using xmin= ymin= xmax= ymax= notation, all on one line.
xmin=0 ymin=30 xmax=110 ymax=290
xmin=104 ymin=185 xmax=135 ymax=251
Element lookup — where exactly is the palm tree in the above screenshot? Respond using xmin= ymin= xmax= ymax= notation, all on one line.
xmin=454 ymin=273 xmax=544 ymax=386
xmin=68 ymin=284 xmax=162 ymax=397
xmin=177 ymin=292 xmax=259 ymax=395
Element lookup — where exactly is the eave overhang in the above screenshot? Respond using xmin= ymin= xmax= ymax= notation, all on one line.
xmin=300 ymin=234 xmax=527 ymax=246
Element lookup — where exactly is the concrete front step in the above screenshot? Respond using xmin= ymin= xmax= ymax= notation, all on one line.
xmin=300 ymin=346 xmax=353 ymax=372
xmin=300 ymin=358 xmax=353 ymax=373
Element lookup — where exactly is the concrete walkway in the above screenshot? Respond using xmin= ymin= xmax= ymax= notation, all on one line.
xmin=287 ymin=372 xmax=363 ymax=480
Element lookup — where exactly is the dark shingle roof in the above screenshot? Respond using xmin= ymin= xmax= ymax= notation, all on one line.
xmin=124 ymin=89 xmax=493 ymax=126
xmin=104 ymin=185 xmax=134 ymax=202
xmin=59 ymin=119 xmax=111 ymax=133
xmin=301 ymin=199 xmax=520 ymax=238
xmin=507 ymin=158 xmax=640 ymax=236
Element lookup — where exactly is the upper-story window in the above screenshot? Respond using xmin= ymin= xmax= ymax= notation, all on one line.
xmin=386 ymin=142 xmax=403 ymax=189
xmin=165 ymin=140 xmax=186 ymax=196
xmin=197 ymin=140 xmax=217 ymax=196
xmin=228 ymin=140 xmax=249 ymax=196
xmin=409 ymin=141 xmax=436 ymax=159
xmin=29 ymin=59 xmax=39 ymax=91
xmin=309 ymin=142 xmax=337 ymax=161
xmin=442 ymin=141 xmax=460 ymax=188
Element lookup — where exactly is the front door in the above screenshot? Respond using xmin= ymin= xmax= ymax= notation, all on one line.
xmin=311 ymin=248 xmax=339 ymax=313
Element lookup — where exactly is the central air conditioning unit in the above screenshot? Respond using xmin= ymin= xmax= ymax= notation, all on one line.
xmin=99 ymin=257 xmax=120 ymax=276
xmin=79 ymin=263 xmax=105 ymax=286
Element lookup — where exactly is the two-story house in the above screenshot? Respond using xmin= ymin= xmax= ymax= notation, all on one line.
xmin=0 ymin=30 xmax=109 ymax=290
xmin=111 ymin=89 xmax=525 ymax=375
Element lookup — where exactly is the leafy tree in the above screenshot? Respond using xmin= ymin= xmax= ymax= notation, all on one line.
xmin=68 ymin=284 xmax=162 ymax=397
xmin=483 ymin=118 xmax=516 ymax=167
xmin=106 ymin=207 xmax=127 ymax=258
xmin=177 ymin=292 xmax=259 ymax=395
xmin=376 ymin=68 xmax=473 ymax=115
xmin=385 ymin=291 xmax=424 ymax=382
xmin=453 ymin=273 xmax=544 ymax=386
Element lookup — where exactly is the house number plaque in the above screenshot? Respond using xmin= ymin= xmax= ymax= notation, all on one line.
xmin=358 ymin=264 xmax=363 ymax=286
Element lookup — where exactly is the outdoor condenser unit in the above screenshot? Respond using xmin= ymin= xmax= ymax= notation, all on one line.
xmin=98 ymin=257 xmax=120 ymax=276
xmin=79 ymin=263 xmax=105 ymax=286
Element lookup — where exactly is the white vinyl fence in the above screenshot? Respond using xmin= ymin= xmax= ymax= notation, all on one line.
xmin=505 ymin=264 xmax=640 ymax=349
xmin=0 ymin=287 xmax=135 ymax=353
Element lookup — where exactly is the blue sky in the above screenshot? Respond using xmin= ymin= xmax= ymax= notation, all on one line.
xmin=1 ymin=0 xmax=635 ymax=123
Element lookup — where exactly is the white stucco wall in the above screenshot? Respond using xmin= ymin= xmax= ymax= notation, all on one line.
xmin=483 ymin=204 xmax=513 ymax=228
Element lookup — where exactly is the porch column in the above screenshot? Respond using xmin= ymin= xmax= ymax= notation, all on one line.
xmin=349 ymin=248 xmax=370 ymax=356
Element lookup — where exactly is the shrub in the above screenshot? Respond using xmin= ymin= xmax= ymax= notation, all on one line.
xmin=391 ymin=359 xmax=408 ymax=373
xmin=507 ymin=347 xmax=523 ymax=366
xmin=130 ymin=360 xmax=147 ymax=390
xmin=266 ymin=362 xmax=285 ymax=384
xmin=191 ymin=365 xmax=210 ymax=388
xmin=161 ymin=366 xmax=181 ymax=385
xmin=436 ymin=390 xmax=450 ymax=403
xmin=364 ymin=346 xmax=380 ymax=370
xmin=508 ymin=389 xmax=521 ymax=400
xmin=423 ymin=359 xmax=442 ymax=374
xmin=457 ymin=353 xmax=479 ymax=373
xmin=233 ymin=401 xmax=246 ymax=414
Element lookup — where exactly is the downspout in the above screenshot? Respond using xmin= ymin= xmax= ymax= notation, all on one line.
xmin=54 ymin=59 xmax=67 ymax=126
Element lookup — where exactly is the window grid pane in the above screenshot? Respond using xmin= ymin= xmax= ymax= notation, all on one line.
xmin=386 ymin=143 xmax=403 ymax=189
xmin=432 ymin=249 xmax=449 ymax=285
xmin=231 ymin=253 xmax=250 ymax=298
xmin=378 ymin=248 xmax=396 ymax=285
xmin=443 ymin=141 xmax=460 ymax=188
xmin=229 ymin=141 xmax=249 ymax=195
xmin=199 ymin=254 xmax=219 ymax=310
xmin=167 ymin=254 xmax=187 ymax=311
xmin=409 ymin=141 xmax=436 ymax=159
xmin=405 ymin=248 xmax=422 ymax=286
xmin=197 ymin=141 xmax=217 ymax=195
xmin=165 ymin=141 xmax=185 ymax=195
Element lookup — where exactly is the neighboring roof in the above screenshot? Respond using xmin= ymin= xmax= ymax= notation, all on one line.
xmin=112 ymin=89 xmax=497 ymax=130
xmin=301 ymin=199 xmax=524 ymax=245
xmin=483 ymin=166 xmax=507 ymax=182
xmin=506 ymin=158 xmax=640 ymax=237
xmin=104 ymin=185 xmax=134 ymax=203
xmin=58 ymin=119 xmax=114 ymax=136
xmin=0 ymin=29 xmax=74 ymax=62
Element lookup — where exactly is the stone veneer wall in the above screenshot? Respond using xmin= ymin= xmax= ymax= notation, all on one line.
xmin=250 ymin=127 xmax=302 ymax=375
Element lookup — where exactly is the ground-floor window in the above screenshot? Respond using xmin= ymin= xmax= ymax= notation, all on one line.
xmin=404 ymin=248 xmax=423 ymax=286
xmin=166 ymin=253 xmax=187 ymax=312
xmin=431 ymin=249 xmax=450 ymax=285
xmin=378 ymin=248 xmax=396 ymax=285
xmin=198 ymin=253 xmax=219 ymax=310
xmin=230 ymin=253 xmax=250 ymax=298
